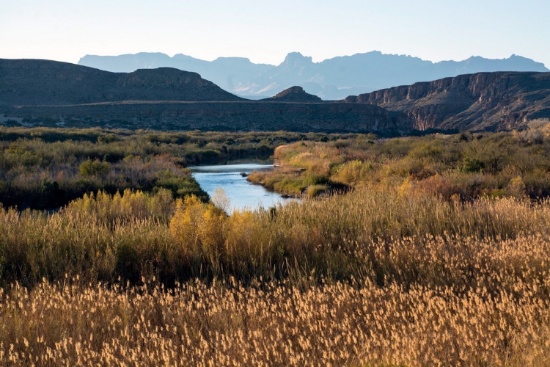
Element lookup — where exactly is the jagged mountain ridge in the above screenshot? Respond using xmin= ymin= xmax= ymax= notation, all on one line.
xmin=78 ymin=51 xmax=549 ymax=100
xmin=346 ymin=71 xmax=550 ymax=131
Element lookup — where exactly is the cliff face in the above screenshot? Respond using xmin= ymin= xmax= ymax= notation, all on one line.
xmin=348 ymin=72 xmax=550 ymax=131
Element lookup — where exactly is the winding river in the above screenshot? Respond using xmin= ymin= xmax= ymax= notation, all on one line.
xmin=189 ymin=163 xmax=296 ymax=213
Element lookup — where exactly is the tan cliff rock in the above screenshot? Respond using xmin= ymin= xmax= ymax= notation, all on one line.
xmin=347 ymin=72 xmax=550 ymax=131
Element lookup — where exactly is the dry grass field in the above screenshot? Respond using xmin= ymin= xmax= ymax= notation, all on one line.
xmin=1 ymin=126 xmax=550 ymax=366
xmin=1 ymin=188 xmax=550 ymax=366
xmin=1 ymin=271 xmax=550 ymax=366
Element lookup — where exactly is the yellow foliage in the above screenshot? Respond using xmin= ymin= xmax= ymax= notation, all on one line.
xmin=67 ymin=188 xmax=174 ymax=224
xmin=333 ymin=160 xmax=372 ymax=185
xmin=170 ymin=195 xmax=204 ymax=253
xmin=506 ymin=175 xmax=526 ymax=198
xmin=276 ymin=142 xmax=341 ymax=176
xmin=397 ymin=177 xmax=414 ymax=197
xmin=224 ymin=210 xmax=256 ymax=259
xmin=170 ymin=195 xmax=226 ymax=263
xmin=199 ymin=205 xmax=225 ymax=265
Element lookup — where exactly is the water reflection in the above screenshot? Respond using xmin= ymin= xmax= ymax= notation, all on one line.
xmin=189 ymin=163 xmax=296 ymax=213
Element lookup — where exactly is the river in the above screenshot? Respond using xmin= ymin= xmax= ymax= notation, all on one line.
xmin=189 ymin=163 xmax=296 ymax=213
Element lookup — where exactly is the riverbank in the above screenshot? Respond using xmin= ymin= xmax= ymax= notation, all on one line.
xmin=247 ymin=128 xmax=550 ymax=200
xmin=0 ymin=127 xmax=357 ymax=210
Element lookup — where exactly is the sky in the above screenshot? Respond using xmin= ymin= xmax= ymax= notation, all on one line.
xmin=1 ymin=0 xmax=549 ymax=68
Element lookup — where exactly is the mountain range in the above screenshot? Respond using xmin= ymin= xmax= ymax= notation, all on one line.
xmin=1 ymin=58 xmax=549 ymax=135
xmin=0 ymin=59 xmax=408 ymax=134
xmin=78 ymin=51 xmax=549 ymax=100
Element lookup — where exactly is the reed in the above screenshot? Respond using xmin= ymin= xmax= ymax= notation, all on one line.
xmin=1 ymin=187 xmax=549 ymax=288
xmin=1 ymin=277 xmax=549 ymax=366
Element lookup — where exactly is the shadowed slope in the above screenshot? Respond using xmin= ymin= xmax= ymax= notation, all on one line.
xmin=0 ymin=59 xmax=244 ymax=106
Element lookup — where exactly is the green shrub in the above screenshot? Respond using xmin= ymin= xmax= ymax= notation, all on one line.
xmin=460 ymin=157 xmax=484 ymax=172
xmin=79 ymin=159 xmax=110 ymax=177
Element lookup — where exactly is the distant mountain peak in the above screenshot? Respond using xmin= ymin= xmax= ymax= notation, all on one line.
xmin=264 ymin=86 xmax=322 ymax=102
xmin=281 ymin=52 xmax=313 ymax=66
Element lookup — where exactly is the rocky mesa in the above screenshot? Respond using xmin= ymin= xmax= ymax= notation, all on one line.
xmin=346 ymin=71 xmax=550 ymax=131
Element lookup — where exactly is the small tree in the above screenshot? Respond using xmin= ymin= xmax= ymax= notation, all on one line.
xmin=169 ymin=196 xmax=226 ymax=272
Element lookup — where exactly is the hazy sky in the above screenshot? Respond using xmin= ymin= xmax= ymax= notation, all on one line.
xmin=1 ymin=0 xmax=549 ymax=67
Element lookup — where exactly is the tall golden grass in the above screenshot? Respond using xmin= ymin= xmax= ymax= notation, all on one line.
xmin=1 ymin=187 xmax=550 ymax=365
xmin=1 ymin=187 xmax=549 ymax=286
xmin=1 ymin=275 xmax=549 ymax=366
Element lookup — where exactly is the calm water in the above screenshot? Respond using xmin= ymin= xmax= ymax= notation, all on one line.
xmin=189 ymin=163 xmax=296 ymax=212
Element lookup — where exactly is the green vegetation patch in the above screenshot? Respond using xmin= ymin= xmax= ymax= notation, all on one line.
xmin=248 ymin=125 xmax=550 ymax=200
